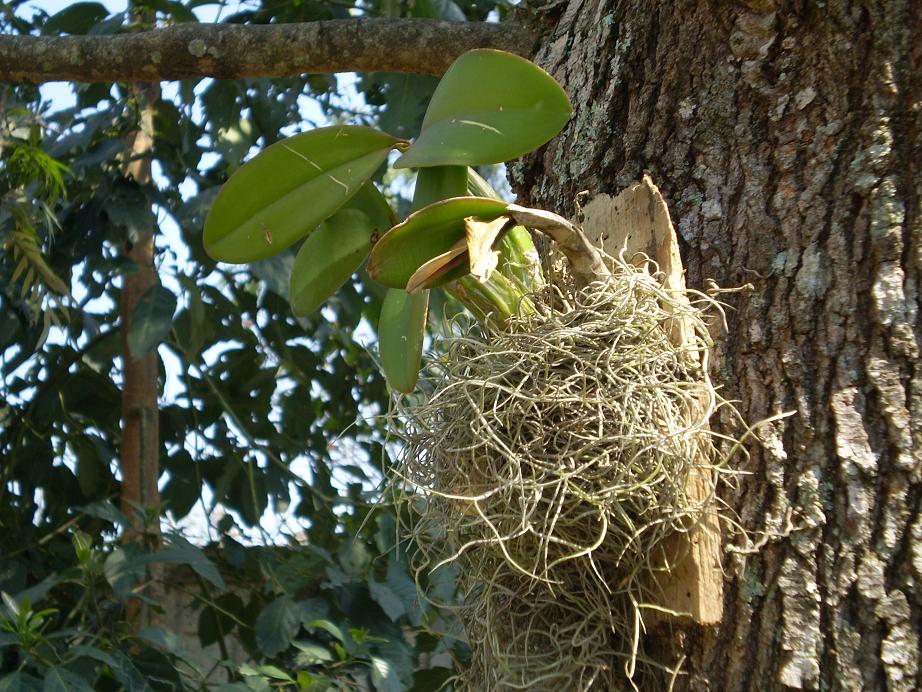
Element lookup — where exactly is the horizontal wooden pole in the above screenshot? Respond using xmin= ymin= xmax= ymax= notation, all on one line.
xmin=0 ymin=19 xmax=536 ymax=84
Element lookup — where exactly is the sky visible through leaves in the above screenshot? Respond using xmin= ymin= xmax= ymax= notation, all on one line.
xmin=14 ymin=0 xmax=394 ymax=545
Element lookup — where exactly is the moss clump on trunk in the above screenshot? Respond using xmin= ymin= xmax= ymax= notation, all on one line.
xmin=394 ymin=258 xmax=755 ymax=689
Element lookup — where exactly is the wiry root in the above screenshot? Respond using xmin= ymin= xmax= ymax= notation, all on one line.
xmin=394 ymin=259 xmax=748 ymax=690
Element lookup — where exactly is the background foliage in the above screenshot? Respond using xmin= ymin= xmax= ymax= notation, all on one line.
xmin=0 ymin=0 xmax=509 ymax=688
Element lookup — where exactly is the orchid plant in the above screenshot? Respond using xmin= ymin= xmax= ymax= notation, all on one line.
xmin=204 ymin=49 xmax=606 ymax=393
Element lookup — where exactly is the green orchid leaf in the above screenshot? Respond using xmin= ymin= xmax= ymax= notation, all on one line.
xmin=205 ymin=126 xmax=404 ymax=263
xmin=348 ymin=182 xmax=398 ymax=237
xmin=394 ymin=50 xmax=572 ymax=169
xmin=367 ymin=196 xmax=509 ymax=289
xmin=288 ymin=182 xmax=394 ymax=316
xmin=379 ymin=289 xmax=428 ymax=393
xmin=466 ymin=167 xmax=500 ymax=200
xmin=289 ymin=208 xmax=375 ymax=317
xmin=413 ymin=166 xmax=468 ymax=211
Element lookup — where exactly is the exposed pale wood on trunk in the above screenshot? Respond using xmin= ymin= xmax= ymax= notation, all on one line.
xmin=581 ymin=176 xmax=724 ymax=626
xmin=582 ymin=176 xmax=698 ymax=355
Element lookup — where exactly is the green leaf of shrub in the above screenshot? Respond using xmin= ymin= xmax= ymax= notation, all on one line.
xmin=161 ymin=452 xmax=200 ymax=519
xmin=69 ymin=645 xmax=117 ymax=669
xmin=105 ymin=536 xmax=224 ymax=596
xmin=253 ymin=665 xmax=293 ymax=682
xmin=378 ymin=289 xmax=428 ymax=393
xmin=411 ymin=668 xmax=454 ymax=691
xmin=198 ymin=593 xmax=245 ymax=649
xmin=0 ymin=672 xmax=42 ymax=692
xmin=42 ymin=3 xmax=108 ymax=36
xmin=205 ymin=126 xmax=403 ymax=263
xmin=289 ymin=209 xmax=375 ymax=317
xmin=369 ymin=557 xmax=420 ymax=624
xmin=394 ymin=50 xmax=572 ymax=168
xmin=368 ymin=579 xmax=405 ymax=622
xmin=127 ymin=285 xmax=176 ymax=358
xmin=77 ymin=500 xmax=129 ymax=528
xmin=156 ymin=534 xmax=225 ymax=589
xmin=255 ymin=596 xmax=302 ymax=658
xmin=293 ymin=641 xmax=335 ymax=666
xmin=367 ymin=197 xmax=509 ymax=289
xmin=104 ymin=649 xmax=147 ymax=692
xmin=299 ymin=598 xmax=329 ymax=626
xmin=304 ymin=619 xmax=347 ymax=645
xmin=104 ymin=545 xmax=145 ymax=597
xmin=370 ymin=656 xmax=402 ymax=692
xmin=42 ymin=667 xmax=94 ymax=692
xmin=136 ymin=627 xmax=182 ymax=655
xmin=126 ymin=645 xmax=183 ymax=689
xmin=361 ymin=73 xmax=439 ymax=139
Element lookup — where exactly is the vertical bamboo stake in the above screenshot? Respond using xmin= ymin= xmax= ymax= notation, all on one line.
xmin=581 ymin=175 xmax=724 ymax=624
xmin=120 ymin=81 xmax=163 ymax=626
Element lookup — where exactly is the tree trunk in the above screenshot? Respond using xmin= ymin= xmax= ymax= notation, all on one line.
xmin=514 ymin=1 xmax=920 ymax=689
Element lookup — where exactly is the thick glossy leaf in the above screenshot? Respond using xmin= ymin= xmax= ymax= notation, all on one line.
xmin=289 ymin=209 xmax=375 ymax=317
xmin=379 ymin=289 xmax=428 ymax=393
xmin=367 ymin=197 xmax=509 ymax=289
xmin=412 ymin=166 xmax=468 ymax=211
xmin=347 ymin=182 xmax=397 ymax=237
xmin=398 ymin=166 xmax=472 ymax=292
xmin=394 ymin=50 xmax=572 ymax=168
xmin=205 ymin=126 xmax=403 ymax=263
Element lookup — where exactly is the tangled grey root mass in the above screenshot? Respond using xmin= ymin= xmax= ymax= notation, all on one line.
xmin=396 ymin=259 xmax=745 ymax=690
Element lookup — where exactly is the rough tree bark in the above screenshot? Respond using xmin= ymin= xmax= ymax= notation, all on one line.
xmin=513 ymin=1 xmax=920 ymax=689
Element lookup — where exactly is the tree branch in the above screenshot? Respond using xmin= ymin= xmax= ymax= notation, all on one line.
xmin=0 ymin=19 xmax=537 ymax=84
